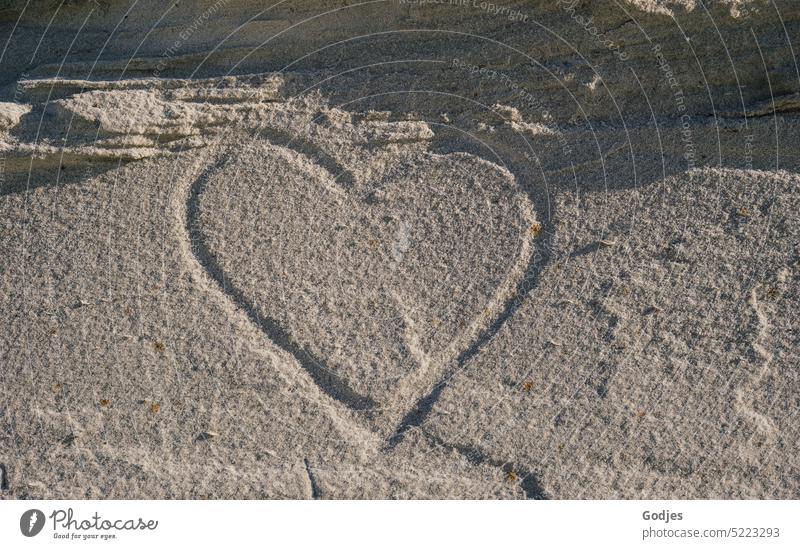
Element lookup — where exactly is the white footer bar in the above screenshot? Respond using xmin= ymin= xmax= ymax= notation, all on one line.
xmin=1 ymin=500 xmax=796 ymax=548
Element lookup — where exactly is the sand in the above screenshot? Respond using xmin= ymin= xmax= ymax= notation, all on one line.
xmin=0 ymin=0 xmax=798 ymax=499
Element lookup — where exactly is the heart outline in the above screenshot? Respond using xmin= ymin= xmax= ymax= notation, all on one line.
xmin=184 ymin=115 xmax=538 ymax=440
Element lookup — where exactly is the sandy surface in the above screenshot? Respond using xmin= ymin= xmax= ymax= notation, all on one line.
xmin=1 ymin=0 xmax=799 ymax=499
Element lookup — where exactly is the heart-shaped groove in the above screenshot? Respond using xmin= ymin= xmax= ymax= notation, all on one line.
xmin=187 ymin=121 xmax=537 ymax=436
xmin=187 ymin=140 xmax=377 ymax=412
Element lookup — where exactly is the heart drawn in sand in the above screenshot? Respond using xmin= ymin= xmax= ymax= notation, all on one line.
xmin=188 ymin=117 xmax=537 ymax=433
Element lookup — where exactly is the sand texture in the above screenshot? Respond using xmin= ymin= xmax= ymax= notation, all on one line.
xmin=1 ymin=0 xmax=799 ymax=499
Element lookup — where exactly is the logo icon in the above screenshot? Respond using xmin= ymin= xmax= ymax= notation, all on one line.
xmin=20 ymin=509 xmax=45 ymax=537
